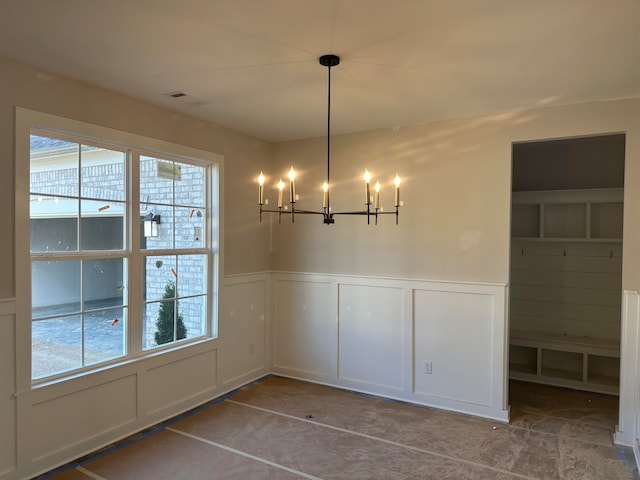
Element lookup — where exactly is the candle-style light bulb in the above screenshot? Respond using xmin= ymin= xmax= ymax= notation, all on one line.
xmin=364 ymin=169 xmax=372 ymax=205
xmin=277 ymin=179 xmax=285 ymax=207
xmin=394 ymin=174 xmax=401 ymax=207
xmin=374 ymin=181 xmax=381 ymax=209
xmin=289 ymin=166 xmax=296 ymax=203
xmin=258 ymin=172 xmax=265 ymax=205
xmin=322 ymin=181 xmax=329 ymax=209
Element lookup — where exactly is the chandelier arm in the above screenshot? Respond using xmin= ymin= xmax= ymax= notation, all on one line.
xmin=330 ymin=211 xmax=371 ymax=216
xmin=291 ymin=209 xmax=326 ymax=215
xmin=261 ymin=208 xmax=326 ymax=216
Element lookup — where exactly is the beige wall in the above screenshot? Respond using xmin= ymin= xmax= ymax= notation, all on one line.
xmin=1 ymin=56 xmax=274 ymax=479
xmin=271 ymin=99 xmax=640 ymax=287
xmin=4 ymin=54 xmax=637 ymax=288
xmin=0 ymin=56 xmax=272 ymax=299
xmin=3 ymin=53 xmax=640 ymax=476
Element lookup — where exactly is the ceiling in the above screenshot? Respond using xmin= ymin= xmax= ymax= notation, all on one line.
xmin=1 ymin=0 xmax=638 ymax=143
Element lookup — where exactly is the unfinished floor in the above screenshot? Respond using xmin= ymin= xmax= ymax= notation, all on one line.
xmin=40 ymin=377 xmax=638 ymax=479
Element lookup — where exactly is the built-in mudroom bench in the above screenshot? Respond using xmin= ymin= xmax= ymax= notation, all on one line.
xmin=509 ymin=187 xmax=623 ymax=395
xmin=509 ymin=331 xmax=620 ymax=394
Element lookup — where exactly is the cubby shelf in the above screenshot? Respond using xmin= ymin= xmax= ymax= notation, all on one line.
xmin=509 ymin=331 xmax=620 ymax=395
xmin=511 ymin=188 xmax=623 ymax=242
xmin=510 ymin=187 xmax=623 ymax=394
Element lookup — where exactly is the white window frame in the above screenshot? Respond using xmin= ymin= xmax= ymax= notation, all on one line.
xmin=15 ymin=108 xmax=222 ymax=388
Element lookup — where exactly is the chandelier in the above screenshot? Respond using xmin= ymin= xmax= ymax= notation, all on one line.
xmin=257 ymin=54 xmax=402 ymax=225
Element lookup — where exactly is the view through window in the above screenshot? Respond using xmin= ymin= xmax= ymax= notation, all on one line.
xmin=29 ymin=132 xmax=216 ymax=380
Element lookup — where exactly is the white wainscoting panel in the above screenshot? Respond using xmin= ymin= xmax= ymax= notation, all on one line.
xmin=338 ymin=284 xmax=405 ymax=390
xmin=220 ymin=275 xmax=269 ymax=385
xmin=414 ymin=289 xmax=495 ymax=406
xmin=141 ymin=347 xmax=218 ymax=417
xmin=27 ymin=374 xmax=138 ymax=462
xmin=0 ymin=300 xmax=16 ymax=478
xmin=273 ymin=277 xmax=337 ymax=379
xmin=616 ymin=291 xmax=640 ymax=450
xmin=271 ymin=273 xmax=508 ymax=421
xmin=7 ymin=272 xmax=272 ymax=480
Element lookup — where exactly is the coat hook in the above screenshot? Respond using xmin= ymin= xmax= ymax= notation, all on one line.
xmin=521 ymin=248 xmax=524 ymax=256
xmin=563 ymin=249 xmax=567 ymax=257
xmin=610 ymin=250 xmax=614 ymax=258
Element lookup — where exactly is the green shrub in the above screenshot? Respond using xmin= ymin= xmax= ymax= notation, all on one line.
xmin=154 ymin=281 xmax=187 ymax=345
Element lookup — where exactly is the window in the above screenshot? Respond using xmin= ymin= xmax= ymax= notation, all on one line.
xmin=21 ymin=116 xmax=219 ymax=383
xmin=139 ymin=155 xmax=209 ymax=350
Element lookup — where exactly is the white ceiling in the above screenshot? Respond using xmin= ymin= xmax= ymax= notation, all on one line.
xmin=1 ymin=0 xmax=638 ymax=142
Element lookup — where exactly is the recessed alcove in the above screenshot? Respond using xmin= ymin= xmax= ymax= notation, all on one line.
xmin=509 ymin=133 xmax=625 ymax=396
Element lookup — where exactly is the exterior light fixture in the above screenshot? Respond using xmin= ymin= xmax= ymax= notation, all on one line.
xmin=257 ymin=54 xmax=402 ymax=225
xmin=143 ymin=212 xmax=161 ymax=237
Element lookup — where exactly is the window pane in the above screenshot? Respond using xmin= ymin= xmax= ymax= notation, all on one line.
xmin=179 ymin=296 xmax=206 ymax=340
xmin=144 ymin=255 xmax=177 ymax=302
xmin=154 ymin=297 xmax=185 ymax=346
xmin=83 ymin=258 xmax=126 ymax=309
xmin=143 ymin=296 xmax=188 ymax=349
xmin=32 ymin=315 xmax=82 ymax=379
xmin=80 ymin=200 xmax=125 ymax=250
xmin=30 ymin=135 xmax=78 ymax=197
xmin=32 ymin=260 xmax=81 ymax=318
xmin=174 ymin=161 xmax=205 ymax=207
xmin=175 ymin=207 xmax=205 ymax=249
xmin=141 ymin=204 xmax=173 ymax=250
xmin=81 ymin=145 xmax=125 ymax=201
xmin=140 ymin=156 xmax=174 ymax=206
xmin=84 ymin=307 xmax=126 ymax=365
xmin=142 ymin=302 xmax=160 ymax=350
xmin=177 ymin=255 xmax=207 ymax=297
xmin=30 ymin=196 xmax=79 ymax=253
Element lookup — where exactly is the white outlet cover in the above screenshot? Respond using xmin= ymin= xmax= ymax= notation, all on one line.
xmin=423 ymin=360 xmax=432 ymax=374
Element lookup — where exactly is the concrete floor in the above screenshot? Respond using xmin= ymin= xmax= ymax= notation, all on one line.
xmin=41 ymin=377 xmax=639 ymax=479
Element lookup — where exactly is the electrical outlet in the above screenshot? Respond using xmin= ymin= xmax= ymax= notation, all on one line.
xmin=249 ymin=343 xmax=255 ymax=354
xmin=423 ymin=360 xmax=432 ymax=375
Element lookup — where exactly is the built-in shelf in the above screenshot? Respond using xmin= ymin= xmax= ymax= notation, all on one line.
xmin=511 ymin=188 xmax=623 ymax=242
xmin=509 ymin=188 xmax=623 ymax=395
xmin=509 ymin=331 xmax=620 ymax=395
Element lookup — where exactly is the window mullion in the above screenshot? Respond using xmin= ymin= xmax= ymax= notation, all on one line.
xmin=128 ymin=149 xmax=142 ymax=357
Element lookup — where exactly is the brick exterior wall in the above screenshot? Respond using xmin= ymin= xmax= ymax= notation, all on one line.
xmin=31 ymin=155 xmax=209 ymax=349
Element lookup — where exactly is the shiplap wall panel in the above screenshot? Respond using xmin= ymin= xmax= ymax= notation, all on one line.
xmin=511 ymin=254 xmax=622 ymax=274
xmin=510 ymin=270 xmax=622 ymax=290
xmin=510 ymin=240 xmax=622 ymax=339
xmin=510 ymin=285 xmax=621 ymax=306
xmin=511 ymin=299 xmax=620 ymax=324
xmin=510 ymin=315 xmax=621 ymax=340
